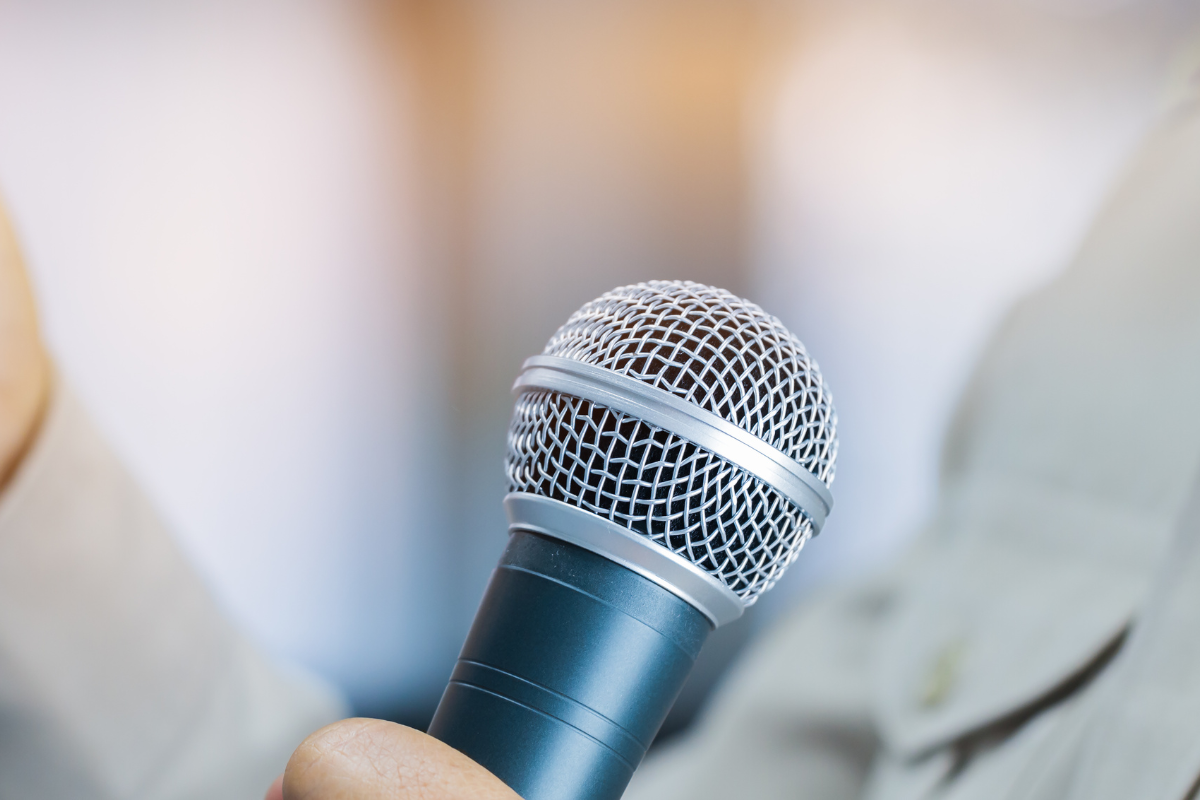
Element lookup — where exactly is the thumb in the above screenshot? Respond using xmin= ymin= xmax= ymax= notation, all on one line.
xmin=283 ymin=718 xmax=520 ymax=800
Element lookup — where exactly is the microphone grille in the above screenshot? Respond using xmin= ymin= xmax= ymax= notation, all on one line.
xmin=506 ymin=281 xmax=837 ymax=602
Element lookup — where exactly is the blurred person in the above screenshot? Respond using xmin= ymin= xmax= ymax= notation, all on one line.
xmin=0 ymin=206 xmax=345 ymax=796
xmin=272 ymin=23 xmax=1200 ymax=800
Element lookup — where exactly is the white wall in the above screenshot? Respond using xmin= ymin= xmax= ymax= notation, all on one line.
xmin=0 ymin=0 xmax=454 ymax=711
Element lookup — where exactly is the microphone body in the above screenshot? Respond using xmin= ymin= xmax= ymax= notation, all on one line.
xmin=428 ymin=530 xmax=709 ymax=800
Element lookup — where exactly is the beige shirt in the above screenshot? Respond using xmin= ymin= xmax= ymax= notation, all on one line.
xmin=627 ymin=75 xmax=1200 ymax=800
xmin=0 ymin=386 xmax=346 ymax=798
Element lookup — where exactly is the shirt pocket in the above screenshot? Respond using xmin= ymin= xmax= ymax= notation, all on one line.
xmin=873 ymin=475 xmax=1174 ymax=759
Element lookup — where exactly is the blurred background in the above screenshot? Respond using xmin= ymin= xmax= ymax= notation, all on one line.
xmin=0 ymin=0 xmax=1196 ymax=734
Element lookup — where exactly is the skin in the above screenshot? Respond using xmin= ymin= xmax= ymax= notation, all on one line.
xmin=269 ymin=719 xmax=520 ymax=800
xmin=0 ymin=202 xmax=50 ymax=493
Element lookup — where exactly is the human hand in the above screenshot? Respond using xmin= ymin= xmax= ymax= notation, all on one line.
xmin=266 ymin=718 xmax=521 ymax=800
xmin=0 ymin=202 xmax=49 ymax=491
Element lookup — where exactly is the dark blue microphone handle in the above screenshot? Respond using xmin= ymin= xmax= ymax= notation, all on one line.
xmin=428 ymin=530 xmax=713 ymax=800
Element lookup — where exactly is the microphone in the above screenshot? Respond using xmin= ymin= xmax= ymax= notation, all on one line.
xmin=428 ymin=281 xmax=837 ymax=800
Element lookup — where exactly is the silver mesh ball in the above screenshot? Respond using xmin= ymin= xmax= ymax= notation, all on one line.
xmin=506 ymin=281 xmax=837 ymax=603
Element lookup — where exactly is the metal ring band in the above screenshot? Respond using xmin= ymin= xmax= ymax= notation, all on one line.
xmin=511 ymin=355 xmax=833 ymax=530
xmin=504 ymin=493 xmax=744 ymax=628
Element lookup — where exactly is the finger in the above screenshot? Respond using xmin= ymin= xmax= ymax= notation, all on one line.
xmin=0 ymin=200 xmax=49 ymax=488
xmin=0 ymin=200 xmax=39 ymax=332
xmin=265 ymin=775 xmax=283 ymax=800
xmin=283 ymin=718 xmax=520 ymax=800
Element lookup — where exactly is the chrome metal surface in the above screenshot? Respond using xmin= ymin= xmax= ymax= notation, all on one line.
xmin=513 ymin=355 xmax=832 ymax=525
xmin=504 ymin=493 xmax=744 ymax=627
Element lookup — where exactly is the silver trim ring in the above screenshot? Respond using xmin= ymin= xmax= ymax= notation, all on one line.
xmin=512 ymin=355 xmax=833 ymax=531
xmin=504 ymin=493 xmax=744 ymax=628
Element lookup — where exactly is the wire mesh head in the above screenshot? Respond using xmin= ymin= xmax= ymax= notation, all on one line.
xmin=506 ymin=281 xmax=837 ymax=602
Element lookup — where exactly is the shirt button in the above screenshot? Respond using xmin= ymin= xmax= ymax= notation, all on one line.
xmin=919 ymin=639 xmax=966 ymax=709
